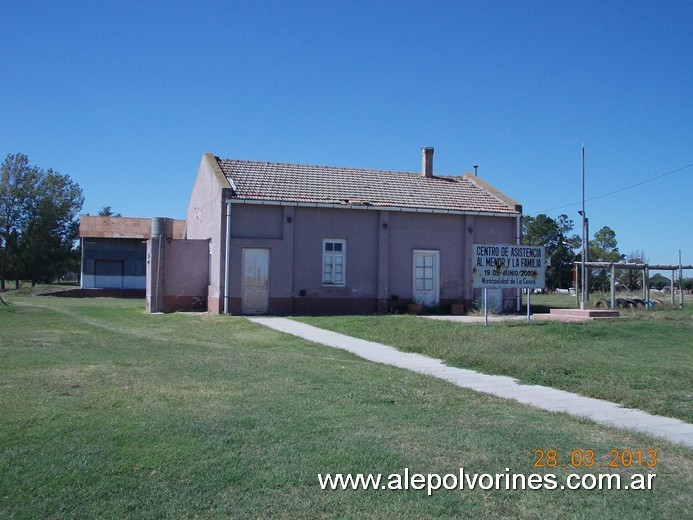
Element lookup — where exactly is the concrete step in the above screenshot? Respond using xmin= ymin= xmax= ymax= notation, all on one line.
xmin=549 ymin=308 xmax=620 ymax=319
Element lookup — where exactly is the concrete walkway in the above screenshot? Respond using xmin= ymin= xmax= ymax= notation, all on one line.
xmin=248 ymin=317 xmax=693 ymax=449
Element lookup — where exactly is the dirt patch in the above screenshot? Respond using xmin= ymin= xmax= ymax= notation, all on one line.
xmin=40 ymin=288 xmax=145 ymax=299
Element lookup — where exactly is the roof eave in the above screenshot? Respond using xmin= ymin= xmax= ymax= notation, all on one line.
xmin=463 ymin=173 xmax=522 ymax=213
xmin=206 ymin=153 xmax=236 ymax=192
xmin=224 ymin=197 xmax=520 ymax=218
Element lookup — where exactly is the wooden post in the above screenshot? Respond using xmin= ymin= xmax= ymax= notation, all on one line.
xmin=671 ymin=270 xmax=676 ymax=305
xmin=484 ymin=287 xmax=489 ymax=327
xmin=574 ymin=262 xmax=579 ymax=307
xmin=610 ymin=263 xmax=616 ymax=309
xmin=642 ymin=269 xmax=646 ymax=300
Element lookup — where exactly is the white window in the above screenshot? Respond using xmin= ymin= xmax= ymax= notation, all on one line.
xmin=323 ymin=239 xmax=346 ymax=286
xmin=414 ymin=253 xmax=435 ymax=292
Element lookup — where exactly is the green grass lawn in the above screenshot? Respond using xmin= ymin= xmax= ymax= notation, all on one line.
xmin=1 ymin=296 xmax=691 ymax=518
xmin=297 ymin=306 xmax=693 ymax=424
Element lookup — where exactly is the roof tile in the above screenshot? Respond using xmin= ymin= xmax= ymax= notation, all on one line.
xmin=216 ymin=158 xmax=519 ymax=214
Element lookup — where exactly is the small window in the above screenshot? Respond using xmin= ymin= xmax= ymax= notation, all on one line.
xmin=323 ymin=239 xmax=346 ymax=286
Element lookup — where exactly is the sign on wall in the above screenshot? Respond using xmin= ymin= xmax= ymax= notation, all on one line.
xmin=472 ymin=243 xmax=546 ymax=289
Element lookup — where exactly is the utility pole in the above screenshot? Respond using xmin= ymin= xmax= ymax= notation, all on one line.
xmin=580 ymin=145 xmax=588 ymax=310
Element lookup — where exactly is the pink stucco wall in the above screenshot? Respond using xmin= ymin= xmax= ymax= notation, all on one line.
xmin=184 ymin=154 xmax=231 ymax=313
xmin=224 ymin=203 xmax=519 ymax=314
xmin=163 ymin=239 xmax=209 ymax=311
xmin=146 ymin=237 xmax=209 ymax=312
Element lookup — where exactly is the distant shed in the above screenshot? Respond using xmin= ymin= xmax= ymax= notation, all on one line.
xmin=80 ymin=216 xmax=184 ymax=290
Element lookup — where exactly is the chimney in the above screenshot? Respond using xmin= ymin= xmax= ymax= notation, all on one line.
xmin=421 ymin=147 xmax=434 ymax=177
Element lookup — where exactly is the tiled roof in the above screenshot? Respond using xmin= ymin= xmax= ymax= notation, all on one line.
xmin=216 ymin=158 xmax=520 ymax=214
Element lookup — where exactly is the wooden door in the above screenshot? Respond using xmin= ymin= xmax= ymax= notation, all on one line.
xmin=242 ymin=248 xmax=270 ymax=314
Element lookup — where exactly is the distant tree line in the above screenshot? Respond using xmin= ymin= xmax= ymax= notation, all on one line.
xmin=522 ymin=214 xmax=582 ymax=290
xmin=522 ymin=213 xmax=639 ymax=292
xmin=0 ymin=153 xmax=84 ymax=289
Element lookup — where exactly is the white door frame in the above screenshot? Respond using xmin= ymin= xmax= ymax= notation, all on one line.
xmin=241 ymin=248 xmax=270 ymax=314
xmin=412 ymin=249 xmax=440 ymax=306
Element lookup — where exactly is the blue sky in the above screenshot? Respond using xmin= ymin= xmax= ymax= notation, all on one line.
xmin=2 ymin=0 xmax=691 ymax=266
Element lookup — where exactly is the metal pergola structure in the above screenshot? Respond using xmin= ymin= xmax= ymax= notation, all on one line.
xmin=573 ymin=261 xmax=693 ymax=310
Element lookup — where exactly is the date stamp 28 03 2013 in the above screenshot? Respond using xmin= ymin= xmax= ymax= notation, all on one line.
xmin=533 ymin=449 xmax=657 ymax=469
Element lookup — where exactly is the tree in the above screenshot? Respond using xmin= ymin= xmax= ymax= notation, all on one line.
xmin=0 ymin=154 xmax=83 ymax=288
xmin=0 ymin=154 xmax=40 ymax=290
xmin=589 ymin=226 xmax=624 ymax=292
xmin=522 ymin=213 xmax=581 ymax=290
xmin=619 ymin=250 xmax=648 ymax=292
xmin=649 ymin=273 xmax=670 ymax=290
xmin=683 ymin=278 xmax=693 ymax=291
xmin=19 ymin=170 xmax=84 ymax=284
xmin=98 ymin=206 xmax=121 ymax=217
